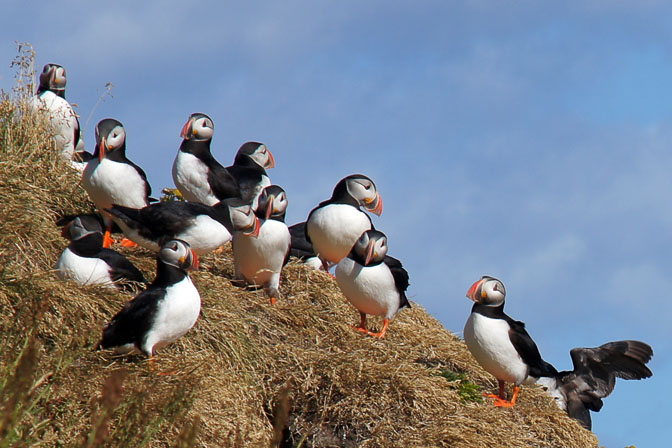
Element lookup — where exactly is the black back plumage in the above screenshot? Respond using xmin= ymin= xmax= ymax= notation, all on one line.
xmin=106 ymin=201 xmax=234 ymax=243
xmin=97 ymin=256 xmax=189 ymax=356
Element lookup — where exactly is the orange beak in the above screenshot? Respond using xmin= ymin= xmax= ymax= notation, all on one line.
xmin=466 ymin=279 xmax=484 ymax=302
xmin=244 ymin=216 xmax=261 ymax=238
xmin=264 ymin=196 xmax=274 ymax=220
xmin=180 ymin=119 xmax=191 ymax=139
xmin=364 ymin=240 xmax=376 ymax=266
xmin=98 ymin=137 xmax=107 ymax=162
xmin=265 ymin=148 xmax=275 ymax=169
xmin=365 ymin=193 xmax=383 ymax=216
xmin=190 ymin=250 xmax=200 ymax=270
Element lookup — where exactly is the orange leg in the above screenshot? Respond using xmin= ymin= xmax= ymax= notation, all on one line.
xmin=485 ymin=380 xmax=520 ymax=407
xmin=102 ymin=228 xmax=114 ymax=248
xmin=120 ymin=238 xmax=138 ymax=248
xmin=352 ymin=312 xmax=369 ymax=334
xmin=367 ymin=318 xmax=390 ymax=339
xmin=269 ymin=296 xmax=277 ymax=305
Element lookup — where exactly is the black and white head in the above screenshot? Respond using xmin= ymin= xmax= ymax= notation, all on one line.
xmin=61 ymin=216 xmax=104 ymax=241
xmin=94 ymin=118 xmax=126 ymax=162
xmin=338 ymin=174 xmax=383 ymax=216
xmin=466 ymin=276 xmax=506 ymax=307
xmin=351 ymin=229 xmax=388 ymax=266
xmin=38 ymin=63 xmax=67 ymax=93
xmin=257 ymin=185 xmax=288 ymax=220
xmin=234 ymin=142 xmax=275 ymax=169
xmin=159 ymin=239 xmax=199 ymax=271
xmin=180 ymin=112 xmax=214 ymax=142
xmin=228 ymin=203 xmax=261 ymax=237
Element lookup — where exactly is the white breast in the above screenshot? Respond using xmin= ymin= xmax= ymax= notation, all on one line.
xmin=172 ymin=151 xmax=218 ymax=205
xmin=463 ymin=312 xmax=530 ymax=385
xmin=307 ymin=204 xmax=372 ymax=264
xmin=141 ymin=277 xmax=201 ymax=355
xmin=29 ymin=91 xmax=79 ymax=159
xmin=177 ymin=214 xmax=232 ymax=255
xmin=335 ymin=257 xmax=401 ymax=319
xmin=55 ymin=247 xmax=115 ymax=288
xmin=233 ymin=219 xmax=290 ymax=287
xmin=82 ymin=158 xmax=148 ymax=224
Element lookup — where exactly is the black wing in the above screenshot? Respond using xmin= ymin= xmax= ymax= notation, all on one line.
xmin=555 ymin=340 xmax=653 ymax=429
xmin=288 ymin=222 xmax=316 ymax=260
xmin=98 ymin=249 xmax=147 ymax=284
xmin=505 ymin=316 xmax=557 ymax=378
xmin=568 ymin=340 xmax=653 ymax=398
xmin=108 ymin=202 xmax=212 ymax=241
xmin=206 ymin=159 xmax=241 ymax=201
xmin=383 ymin=255 xmax=410 ymax=309
xmin=98 ymin=288 xmax=164 ymax=355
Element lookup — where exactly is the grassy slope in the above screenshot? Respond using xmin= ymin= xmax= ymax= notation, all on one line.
xmin=0 ymin=92 xmax=600 ymax=447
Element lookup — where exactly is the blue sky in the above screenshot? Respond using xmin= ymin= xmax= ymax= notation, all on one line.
xmin=2 ymin=2 xmax=669 ymax=446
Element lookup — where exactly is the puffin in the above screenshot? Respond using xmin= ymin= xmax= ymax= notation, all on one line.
xmin=286 ymin=222 xmax=326 ymax=271
xmin=82 ymin=118 xmax=152 ymax=248
xmin=464 ymin=276 xmax=653 ymax=426
xmin=233 ymin=185 xmax=291 ymax=304
xmin=56 ymin=215 xmax=146 ymax=289
xmin=96 ymin=239 xmax=201 ymax=365
xmin=463 ymin=276 xmax=558 ymax=407
xmin=105 ymin=200 xmax=261 ymax=255
xmin=28 ymin=63 xmax=90 ymax=166
xmin=335 ymin=230 xmax=410 ymax=339
xmin=305 ymin=174 xmax=383 ymax=269
xmin=171 ymin=113 xmax=238 ymax=205
xmin=536 ymin=341 xmax=652 ymax=429
xmin=171 ymin=113 xmax=275 ymax=207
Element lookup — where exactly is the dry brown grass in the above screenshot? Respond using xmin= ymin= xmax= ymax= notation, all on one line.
xmin=0 ymin=64 xmax=600 ymax=447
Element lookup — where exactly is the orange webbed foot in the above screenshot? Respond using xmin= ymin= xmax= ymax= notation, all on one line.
xmin=120 ymin=238 xmax=138 ymax=248
xmin=102 ymin=230 xmax=114 ymax=248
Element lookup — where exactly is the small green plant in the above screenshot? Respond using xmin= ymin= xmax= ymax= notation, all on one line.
xmin=436 ymin=368 xmax=484 ymax=403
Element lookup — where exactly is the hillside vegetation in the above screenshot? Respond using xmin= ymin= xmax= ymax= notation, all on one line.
xmin=0 ymin=70 xmax=599 ymax=447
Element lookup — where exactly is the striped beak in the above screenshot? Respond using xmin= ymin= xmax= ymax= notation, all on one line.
xmin=466 ymin=279 xmax=484 ymax=302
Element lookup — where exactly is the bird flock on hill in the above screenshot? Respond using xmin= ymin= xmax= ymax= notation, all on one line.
xmin=31 ymin=62 xmax=653 ymax=431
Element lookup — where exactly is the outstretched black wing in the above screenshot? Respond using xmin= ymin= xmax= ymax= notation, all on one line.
xmin=557 ymin=340 xmax=653 ymax=430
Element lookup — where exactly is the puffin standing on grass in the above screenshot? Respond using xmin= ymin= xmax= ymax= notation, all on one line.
xmin=463 ymin=276 xmax=653 ymax=428
xmin=28 ymin=63 xmax=89 ymax=165
xmin=172 ymin=113 xmax=238 ymax=205
xmin=56 ymin=215 xmax=146 ymax=288
xmin=463 ymin=276 xmax=556 ymax=407
xmin=335 ymin=230 xmax=410 ymax=339
xmin=97 ymin=239 xmax=201 ymax=366
xmin=233 ymin=185 xmax=291 ymax=304
xmin=306 ymin=174 xmax=383 ymax=270
xmin=105 ymin=200 xmax=260 ymax=255
xmin=82 ymin=119 xmax=152 ymax=248
xmin=172 ymin=113 xmax=275 ymax=207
